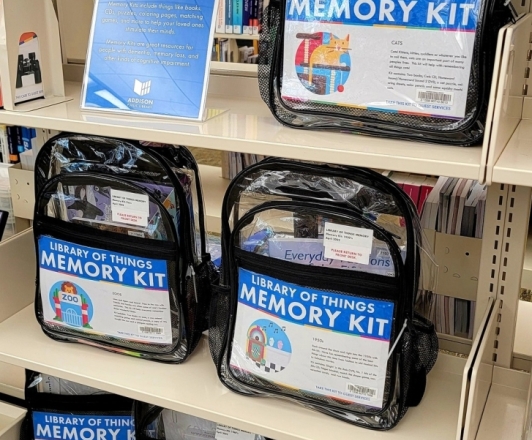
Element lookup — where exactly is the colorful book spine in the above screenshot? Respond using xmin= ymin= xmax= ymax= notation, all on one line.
xmin=243 ymin=0 xmax=251 ymax=34
xmin=6 ymin=126 xmax=19 ymax=164
xmin=215 ymin=0 xmax=225 ymax=33
xmin=15 ymin=126 xmax=24 ymax=155
xmin=21 ymin=127 xmax=32 ymax=151
xmin=250 ymin=0 xmax=257 ymax=35
xmin=402 ymin=182 xmax=420 ymax=208
xmin=233 ymin=0 xmax=243 ymax=34
xmin=225 ymin=0 xmax=233 ymax=33
xmin=0 ymin=125 xmax=8 ymax=164
xmin=418 ymin=184 xmax=434 ymax=213
xmin=30 ymin=128 xmax=38 ymax=150
xmin=255 ymin=0 xmax=263 ymax=34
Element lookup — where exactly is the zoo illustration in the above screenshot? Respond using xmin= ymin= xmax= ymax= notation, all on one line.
xmin=49 ymin=281 xmax=93 ymax=329
xmin=246 ymin=319 xmax=292 ymax=373
xmin=294 ymin=32 xmax=351 ymax=95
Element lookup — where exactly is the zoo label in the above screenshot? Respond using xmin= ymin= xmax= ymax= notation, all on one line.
xmin=38 ymin=236 xmax=172 ymax=344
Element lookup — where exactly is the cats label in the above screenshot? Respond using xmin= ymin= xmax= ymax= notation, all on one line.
xmin=281 ymin=0 xmax=481 ymax=120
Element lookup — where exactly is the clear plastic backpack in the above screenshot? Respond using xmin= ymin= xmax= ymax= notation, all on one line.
xmin=209 ymin=159 xmax=438 ymax=429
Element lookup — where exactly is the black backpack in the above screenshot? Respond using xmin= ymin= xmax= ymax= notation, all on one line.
xmin=258 ymin=0 xmax=516 ymax=146
xmin=33 ymin=134 xmax=217 ymax=363
xmin=209 ymin=159 xmax=438 ymax=429
xmin=20 ymin=370 xmax=135 ymax=440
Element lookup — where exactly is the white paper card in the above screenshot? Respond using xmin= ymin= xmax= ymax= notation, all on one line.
xmin=323 ymin=223 xmax=374 ymax=264
xmin=111 ymin=190 xmax=149 ymax=227
xmin=215 ymin=425 xmax=255 ymax=440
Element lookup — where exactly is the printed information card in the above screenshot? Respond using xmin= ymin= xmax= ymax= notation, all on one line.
xmin=82 ymin=0 xmax=218 ymax=120
xmin=281 ymin=0 xmax=481 ymax=120
xmin=230 ymin=268 xmax=394 ymax=409
xmin=39 ymin=236 xmax=172 ymax=344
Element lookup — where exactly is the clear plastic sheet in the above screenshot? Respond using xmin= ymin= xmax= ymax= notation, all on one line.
xmin=140 ymin=141 xmax=207 ymax=261
xmin=258 ymin=0 xmax=515 ymax=145
xmin=238 ymin=208 xmax=399 ymax=276
xmin=29 ymin=373 xmax=108 ymax=396
xmin=158 ymin=410 xmax=267 ymax=440
xmin=43 ymin=181 xmax=172 ymax=241
xmin=37 ymin=135 xmax=205 ymax=262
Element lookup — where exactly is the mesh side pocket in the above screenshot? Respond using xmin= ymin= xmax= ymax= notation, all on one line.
xmin=208 ymin=284 xmax=231 ymax=366
xmin=413 ymin=313 xmax=439 ymax=375
xmin=401 ymin=316 xmax=439 ymax=409
xmin=197 ymin=260 xmax=219 ymax=333
xmin=258 ymin=4 xmax=281 ymax=112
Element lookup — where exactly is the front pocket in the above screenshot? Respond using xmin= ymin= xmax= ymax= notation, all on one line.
xmin=227 ymin=249 xmax=401 ymax=416
xmin=36 ymin=172 xmax=179 ymax=243
xmin=34 ymin=216 xmax=181 ymax=356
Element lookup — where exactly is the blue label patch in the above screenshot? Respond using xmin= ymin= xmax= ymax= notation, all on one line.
xmin=39 ymin=237 xmax=168 ymax=290
xmin=286 ymin=0 xmax=481 ymax=31
xmin=238 ymin=268 xmax=395 ymax=340
xmin=33 ymin=412 xmax=134 ymax=440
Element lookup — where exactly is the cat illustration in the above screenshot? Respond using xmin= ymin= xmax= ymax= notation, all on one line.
xmin=308 ymin=34 xmax=350 ymax=85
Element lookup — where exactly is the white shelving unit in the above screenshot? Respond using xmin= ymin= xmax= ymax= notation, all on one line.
xmin=2 ymin=5 xmax=532 ymax=440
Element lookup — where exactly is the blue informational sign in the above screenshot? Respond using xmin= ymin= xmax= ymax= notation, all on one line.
xmin=33 ymin=412 xmax=134 ymax=440
xmin=82 ymin=0 xmax=218 ymax=120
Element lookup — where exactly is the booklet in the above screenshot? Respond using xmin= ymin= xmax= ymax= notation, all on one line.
xmin=268 ymin=237 xmax=396 ymax=276
xmin=230 ymin=268 xmax=394 ymax=408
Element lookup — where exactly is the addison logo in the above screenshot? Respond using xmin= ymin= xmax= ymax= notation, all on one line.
xmin=134 ymin=79 xmax=151 ymax=96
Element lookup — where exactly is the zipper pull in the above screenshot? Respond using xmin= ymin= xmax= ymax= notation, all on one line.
xmin=186 ymin=264 xmax=198 ymax=303
xmin=387 ymin=319 xmax=408 ymax=360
